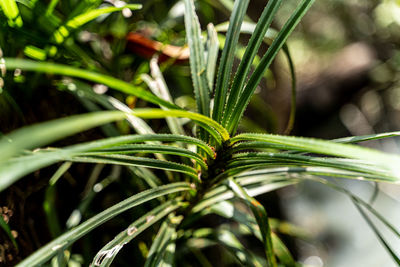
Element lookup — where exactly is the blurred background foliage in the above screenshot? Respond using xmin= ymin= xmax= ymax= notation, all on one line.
xmin=1 ymin=0 xmax=400 ymax=266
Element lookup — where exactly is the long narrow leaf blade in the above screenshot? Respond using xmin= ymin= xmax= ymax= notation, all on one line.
xmin=0 ymin=0 xmax=23 ymax=27
xmin=71 ymin=154 xmax=199 ymax=181
xmin=92 ymin=201 xmax=183 ymax=267
xmin=333 ymin=131 xmax=400 ymax=144
xmin=282 ymin=45 xmax=297 ymax=135
xmin=353 ymin=202 xmax=400 ymax=264
xmin=144 ymin=214 xmax=182 ymax=267
xmin=193 ymin=177 xmax=297 ymax=213
xmin=212 ymin=0 xmax=249 ymax=123
xmin=52 ymin=4 xmax=142 ymax=43
xmin=0 ymin=215 xmax=18 ymax=250
xmin=223 ymin=0 xmax=282 ymax=127
xmin=129 ymin=109 xmax=229 ymax=143
xmin=0 ymin=108 xmax=225 ymax=162
xmin=231 ymin=133 xmax=400 ymax=181
xmin=189 ymin=228 xmax=264 ymax=266
xmin=0 ymin=133 xmax=215 ymax=191
xmin=202 ymin=201 xmax=296 ymax=266
xmin=0 ymin=111 xmax=124 ymax=163
xmin=87 ymin=144 xmax=207 ymax=169
xmin=206 ymin=23 xmax=219 ymax=92
xmin=271 ymin=232 xmax=296 ymax=266
xmin=184 ymin=0 xmax=210 ymax=118
xmin=228 ymin=152 xmax=396 ymax=182
xmin=226 ymin=0 xmax=315 ymax=133
xmin=214 ymin=21 xmax=297 ymax=134
xmin=307 ymin=176 xmax=400 ymax=239
xmin=0 ymin=108 xmax=226 ymax=190
xmin=227 ymin=178 xmax=276 ymax=266
xmin=145 ymin=57 xmax=186 ymax=135
xmin=16 ymin=183 xmax=192 ymax=267
xmin=4 ymin=58 xmax=180 ymax=109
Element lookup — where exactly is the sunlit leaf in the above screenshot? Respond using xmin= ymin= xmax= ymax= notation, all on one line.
xmin=226 ymin=0 xmax=316 ymax=134
xmin=222 ymin=0 xmax=282 ymax=128
xmin=184 ymin=0 xmax=211 ymax=120
xmin=212 ymin=0 xmax=249 ymax=123
xmin=52 ymin=4 xmax=142 ymax=43
xmin=0 ymin=0 xmax=23 ymax=27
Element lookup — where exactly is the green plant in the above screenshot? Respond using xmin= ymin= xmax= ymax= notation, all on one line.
xmin=1 ymin=0 xmax=400 ymax=266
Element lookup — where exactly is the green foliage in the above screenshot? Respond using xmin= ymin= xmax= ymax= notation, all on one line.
xmin=0 ymin=0 xmax=23 ymax=27
xmin=1 ymin=0 xmax=400 ymax=266
xmin=227 ymin=178 xmax=276 ymax=266
xmin=18 ymin=183 xmax=192 ymax=266
xmin=212 ymin=0 xmax=249 ymax=124
xmin=224 ymin=0 xmax=315 ymax=134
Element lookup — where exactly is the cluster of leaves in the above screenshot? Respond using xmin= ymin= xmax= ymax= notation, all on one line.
xmin=1 ymin=0 xmax=400 ymax=266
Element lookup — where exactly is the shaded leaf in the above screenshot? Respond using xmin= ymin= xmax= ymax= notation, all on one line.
xmin=92 ymin=201 xmax=184 ymax=267
xmin=16 ymin=183 xmax=193 ymax=267
xmin=226 ymin=178 xmax=276 ymax=266
xmin=4 ymin=58 xmax=179 ymax=109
